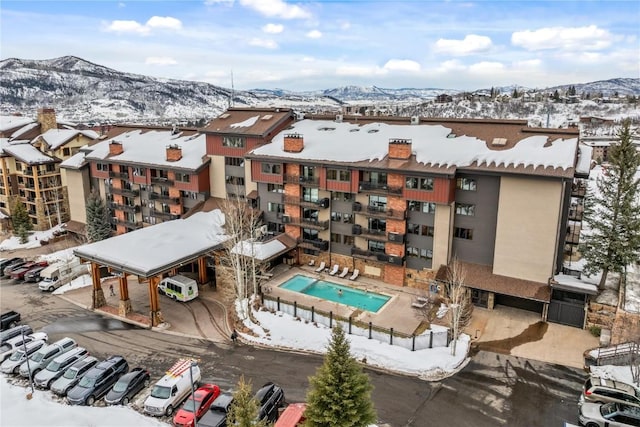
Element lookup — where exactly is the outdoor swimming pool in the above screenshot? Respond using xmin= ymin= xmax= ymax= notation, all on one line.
xmin=279 ymin=274 xmax=390 ymax=312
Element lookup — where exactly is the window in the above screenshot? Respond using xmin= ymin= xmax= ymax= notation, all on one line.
xmin=96 ymin=163 xmax=108 ymax=171
xmin=407 ymin=223 xmax=434 ymax=236
xmin=62 ymin=147 xmax=71 ymax=156
xmin=331 ymin=211 xmax=353 ymax=223
xmin=332 ymin=192 xmax=354 ymax=201
xmin=225 ymin=157 xmax=244 ymax=167
xmin=327 ymin=169 xmax=351 ymax=181
xmin=454 ymin=227 xmax=473 ymax=240
xmin=406 ymin=177 xmax=434 ymax=191
xmin=267 ymin=183 xmax=284 ymax=193
xmin=422 ymin=202 xmax=436 ymax=214
xmin=225 ymin=176 xmax=245 ymax=186
xmin=455 ymin=203 xmax=475 ymax=216
xmin=409 ymin=201 xmax=436 ymax=213
xmin=302 ymin=187 xmax=318 ymax=202
xmin=368 ymin=240 xmax=385 ymax=253
xmin=421 ymin=225 xmax=434 ymax=236
xmin=222 ymin=136 xmax=245 ymax=148
xmin=261 ymin=163 xmax=282 ymax=174
xmin=302 ymin=208 xmax=319 ymax=221
xmin=267 ymin=222 xmax=285 ymax=233
xmin=175 ymin=172 xmax=191 ymax=183
xmin=456 ymin=177 xmax=477 ymax=191
xmin=132 ymin=167 xmax=146 ymax=176
xmin=267 ymin=202 xmax=284 ymax=214
xmin=344 ymin=235 xmax=354 ymax=246
xmin=369 ymin=195 xmax=387 ymax=208
xmin=407 ymin=247 xmax=433 ymax=260
xmin=330 ymin=233 xmax=342 ymax=243
xmin=368 ymin=218 xmax=386 ymax=232
xmin=303 ymin=228 xmax=318 ymax=240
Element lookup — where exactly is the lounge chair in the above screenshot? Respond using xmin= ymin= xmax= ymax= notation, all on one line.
xmin=314 ymin=261 xmax=325 ymax=273
xmin=338 ymin=267 xmax=349 ymax=278
xmin=308 ymin=259 xmax=315 ymax=267
xmin=412 ymin=300 xmax=428 ymax=309
xmin=328 ymin=264 xmax=339 ymax=275
xmin=349 ymin=269 xmax=359 ymax=281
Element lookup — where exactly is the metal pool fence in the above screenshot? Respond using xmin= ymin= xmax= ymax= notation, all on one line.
xmin=262 ymin=295 xmax=450 ymax=351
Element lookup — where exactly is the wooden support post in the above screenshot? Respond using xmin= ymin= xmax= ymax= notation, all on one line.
xmin=148 ymin=276 xmax=163 ymax=327
xmin=118 ymin=275 xmax=132 ymax=316
xmin=91 ymin=262 xmax=106 ymax=309
xmin=198 ymin=257 xmax=207 ymax=285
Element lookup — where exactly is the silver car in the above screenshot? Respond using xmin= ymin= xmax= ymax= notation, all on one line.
xmin=0 ymin=332 xmax=48 ymax=362
xmin=33 ymin=347 xmax=88 ymax=389
xmin=51 ymin=356 xmax=99 ymax=396
xmin=0 ymin=339 xmax=47 ymax=374
xmin=18 ymin=337 xmax=76 ymax=379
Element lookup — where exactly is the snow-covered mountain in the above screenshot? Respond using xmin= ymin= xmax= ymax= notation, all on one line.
xmin=0 ymin=56 xmax=638 ymax=124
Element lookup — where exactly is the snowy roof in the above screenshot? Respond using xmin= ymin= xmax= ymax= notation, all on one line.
xmin=201 ymin=108 xmax=293 ymax=137
xmin=0 ymin=115 xmax=35 ymax=133
xmin=38 ymin=129 xmax=99 ymax=150
xmin=230 ymin=238 xmax=288 ymax=261
xmin=552 ymin=274 xmax=599 ymax=295
xmin=251 ymin=119 xmax=579 ymax=172
xmin=2 ymin=141 xmax=56 ymax=164
xmin=230 ymin=115 xmax=260 ymax=128
xmin=10 ymin=122 xmax=39 ymax=140
xmin=575 ymin=143 xmax=593 ymax=176
xmin=73 ymin=210 xmax=228 ymax=277
xmin=84 ymin=130 xmax=208 ymax=170
xmin=60 ymin=151 xmax=87 ymax=169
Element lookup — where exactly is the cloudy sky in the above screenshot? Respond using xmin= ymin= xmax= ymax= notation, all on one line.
xmin=1 ymin=0 xmax=638 ymax=91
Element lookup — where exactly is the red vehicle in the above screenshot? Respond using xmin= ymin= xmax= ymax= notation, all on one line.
xmin=173 ymin=383 xmax=221 ymax=427
xmin=10 ymin=261 xmax=48 ymax=281
xmin=275 ymin=403 xmax=307 ymax=427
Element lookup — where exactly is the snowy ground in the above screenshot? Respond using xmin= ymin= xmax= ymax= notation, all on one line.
xmin=0 ymin=225 xmax=65 ymax=251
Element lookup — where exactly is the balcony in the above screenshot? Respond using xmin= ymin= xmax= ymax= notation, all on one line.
xmin=387 ymin=232 xmax=405 ymax=243
xmin=109 ymin=187 xmax=140 ymax=197
xmin=109 ymin=202 xmax=140 ymax=213
xmin=152 ymin=210 xmax=180 ymax=221
xmin=568 ymin=206 xmax=584 ymax=221
xmin=351 ymin=247 xmax=379 ymax=260
xmin=297 ymin=238 xmax=329 ymax=251
xmin=376 ymin=253 xmax=405 ymax=265
xmin=150 ymin=192 xmax=180 ymax=204
xmin=111 ymin=218 xmax=143 ymax=230
xmin=284 ymin=175 xmax=320 ymax=186
xmin=151 ymin=176 xmax=174 ymax=186
xmin=283 ymin=216 xmax=329 ymax=230
xmin=109 ymin=171 xmax=130 ymax=180
xmin=358 ymin=181 xmax=402 ymax=195
xmin=571 ymin=183 xmax=587 ymax=198
xmin=360 ymin=205 xmax=405 ymax=220
xmin=360 ymin=228 xmax=387 ymax=241
xmin=283 ymin=196 xmax=329 ymax=209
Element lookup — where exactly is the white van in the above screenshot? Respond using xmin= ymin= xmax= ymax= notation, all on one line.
xmin=158 ymin=275 xmax=198 ymax=302
xmin=39 ymin=259 xmax=88 ymax=292
xmin=143 ymin=359 xmax=201 ymax=417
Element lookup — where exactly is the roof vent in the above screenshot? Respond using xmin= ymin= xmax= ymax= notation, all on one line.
xmin=491 ymin=138 xmax=508 ymax=146
xmin=219 ymin=113 xmax=230 ymax=119
xmin=335 ymin=114 xmax=343 ymax=123
xmin=262 ymin=114 xmax=273 ymax=121
xmin=447 ymin=133 xmax=456 ymax=138
xmin=410 ymin=116 xmax=420 ymax=125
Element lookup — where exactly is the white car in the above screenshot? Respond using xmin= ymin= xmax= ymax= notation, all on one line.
xmin=579 ymin=401 xmax=640 ymax=427
xmin=0 ymin=332 xmax=48 ymax=362
xmin=0 ymin=339 xmax=48 ymax=374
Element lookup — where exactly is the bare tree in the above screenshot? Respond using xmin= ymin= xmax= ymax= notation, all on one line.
xmin=631 ymin=338 xmax=640 ymax=387
xmin=413 ymin=292 xmax=445 ymax=329
xmin=216 ymin=194 xmax=264 ymax=320
xmin=445 ymin=257 xmax=473 ymax=356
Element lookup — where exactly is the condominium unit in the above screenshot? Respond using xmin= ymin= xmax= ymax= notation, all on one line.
xmin=0 ymin=109 xmax=98 ymax=230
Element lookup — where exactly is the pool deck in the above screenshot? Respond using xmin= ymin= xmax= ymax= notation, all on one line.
xmin=263 ymin=265 xmax=436 ymax=336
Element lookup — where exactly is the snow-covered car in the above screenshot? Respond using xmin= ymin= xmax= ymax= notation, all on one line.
xmin=579 ymin=401 xmax=640 ymax=427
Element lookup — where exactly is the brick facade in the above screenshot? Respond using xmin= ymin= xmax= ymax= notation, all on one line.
xmin=284 ymin=134 xmax=304 ymax=153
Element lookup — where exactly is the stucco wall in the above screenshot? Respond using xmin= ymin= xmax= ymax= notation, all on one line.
xmin=432 ymin=202 xmax=453 ymax=270
xmin=209 ymin=155 xmax=226 ymax=199
xmin=61 ymin=168 xmax=90 ymax=224
xmin=493 ymin=176 xmax=562 ymax=282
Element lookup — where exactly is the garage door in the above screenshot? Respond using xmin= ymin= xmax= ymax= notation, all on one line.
xmin=494 ymin=294 xmax=544 ymax=313
xmin=547 ymin=289 xmax=585 ymax=328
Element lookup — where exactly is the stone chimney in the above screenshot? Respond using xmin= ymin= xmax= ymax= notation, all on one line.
xmin=283 ymin=133 xmax=304 ymax=153
xmin=37 ymin=108 xmax=57 ymax=133
xmin=166 ymin=144 xmax=182 ymax=161
xmin=388 ymin=138 xmax=412 ymax=160
xmin=109 ymin=141 xmax=124 ymax=156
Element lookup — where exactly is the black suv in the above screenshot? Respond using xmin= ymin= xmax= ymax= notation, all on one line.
xmin=67 ymin=355 xmax=129 ymax=405
xmin=255 ymin=382 xmax=285 ymax=423
xmin=199 ymin=392 xmax=234 ymax=427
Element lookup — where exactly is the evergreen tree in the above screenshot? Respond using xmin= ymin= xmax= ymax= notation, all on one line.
xmin=227 ymin=376 xmax=267 ymax=427
xmin=512 ymin=88 xmax=519 ymax=98
xmin=305 ymin=325 xmax=376 ymax=427
xmin=17 ymin=225 xmax=29 ymax=244
xmin=11 ymin=200 xmax=32 ymax=236
xmin=85 ymin=189 xmax=112 ymax=242
xmin=553 ymin=90 xmax=560 ymax=101
xmin=581 ymin=120 xmax=640 ymax=289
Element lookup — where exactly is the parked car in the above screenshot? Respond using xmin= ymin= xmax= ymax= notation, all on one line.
xmin=24 ymin=265 xmax=49 ymax=283
xmin=275 ymin=403 xmax=307 ymax=427
xmin=104 ymin=367 xmax=150 ymax=405
xmin=581 ymin=375 xmax=640 ymax=407
xmin=51 ymin=356 xmax=99 ymax=396
xmin=18 ymin=337 xmax=77 ymax=379
xmin=0 ymin=331 xmax=48 ymax=362
xmin=0 ymin=338 xmax=48 ymax=374
xmin=579 ymin=401 xmax=640 ymax=427
xmin=1 ymin=258 xmax=24 ymax=277
xmin=11 ymin=261 xmax=48 ymax=281
xmin=0 ymin=311 xmax=21 ymax=331
xmin=144 ymin=359 xmax=201 ymax=417
xmin=1 ymin=324 xmax=32 ymax=345
xmin=3 ymin=260 xmax=28 ymax=277
xmin=0 ymin=257 xmax=22 ymax=272
xmin=173 ymin=383 xmax=221 ymax=427
xmin=33 ymin=347 xmax=89 ymax=389
xmin=67 ymin=355 xmax=129 ymax=405
xmin=255 ymin=382 xmax=286 ymax=423
xmin=198 ymin=392 xmax=234 ymax=427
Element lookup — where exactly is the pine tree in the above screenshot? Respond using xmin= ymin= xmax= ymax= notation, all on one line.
xmin=305 ymin=325 xmax=376 ymax=427
xmin=11 ymin=200 xmax=32 ymax=236
xmin=227 ymin=376 xmax=267 ymax=427
xmin=85 ymin=189 xmax=112 ymax=242
xmin=581 ymin=120 xmax=640 ymax=289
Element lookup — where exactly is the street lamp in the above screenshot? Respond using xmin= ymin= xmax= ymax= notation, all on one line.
xmin=189 ymin=360 xmax=198 ymax=427
xmin=21 ymin=329 xmax=34 ymax=399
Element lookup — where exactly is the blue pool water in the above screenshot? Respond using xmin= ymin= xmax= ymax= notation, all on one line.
xmin=280 ymin=274 xmax=390 ymax=312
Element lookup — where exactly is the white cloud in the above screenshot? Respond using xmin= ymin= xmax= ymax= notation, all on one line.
xmin=117 ymin=2 xmax=126 ymax=8
xmin=383 ymin=59 xmax=421 ymax=72
xmin=434 ymin=34 xmax=492 ymax=56
xmin=339 ymin=20 xmax=351 ymax=31
xmin=106 ymin=20 xmax=149 ymax=35
xmin=511 ymin=25 xmax=613 ymax=51
xmin=336 ymin=65 xmax=387 ymax=77
xmin=469 ymin=61 xmax=505 ymax=74
xmin=204 ymin=0 xmax=234 ymax=4
xmin=262 ymin=23 xmax=284 ymax=34
xmin=306 ymin=30 xmax=322 ymax=39
xmin=239 ymin=0 xmax=311 ymax=20
xmin=146 ymin=16 xmax=183 ymax=31
xmin=249 ymin=38 xmax=278 ymax=49
xmin=434 ymin=60 xmax=466 ymax=73
xmin=145 ymin=56 xmax=178 ymax=66
xmin=512 ymin=59 xmax=542 ymax=69
xmin=302 ymin=56 xmax=315 ymax=62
